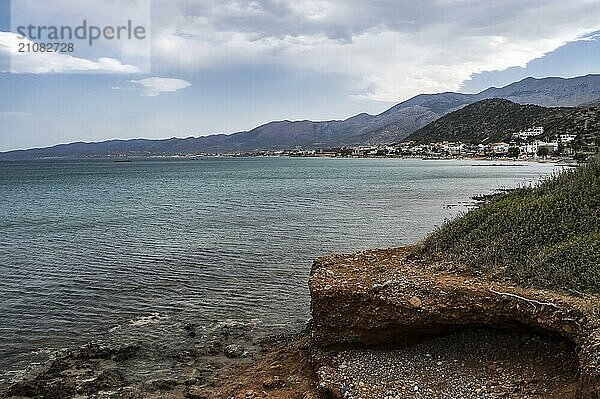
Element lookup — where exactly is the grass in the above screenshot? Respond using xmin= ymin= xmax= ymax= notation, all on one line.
xmin=418 ymin=159 xmax=600 ymax=294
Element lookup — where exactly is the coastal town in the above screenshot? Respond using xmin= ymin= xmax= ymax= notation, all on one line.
xmin=227 ymin=126 xmax=599 ymax=161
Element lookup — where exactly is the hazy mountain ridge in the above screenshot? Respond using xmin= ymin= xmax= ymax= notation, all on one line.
xmin=2 ymin=74 xmax=600 ymax=159
xmin=477 ymin=75 xmax=600 ymax=106
xmin=368 ymin=74 xmax=600 ymax=142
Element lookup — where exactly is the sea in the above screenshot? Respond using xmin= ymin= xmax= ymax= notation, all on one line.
xmin=0 ymin=157 xmax=562 ymax=381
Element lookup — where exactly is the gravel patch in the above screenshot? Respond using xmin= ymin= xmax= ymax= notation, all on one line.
xmin=317 ymin=329 xmax=579 ymax=399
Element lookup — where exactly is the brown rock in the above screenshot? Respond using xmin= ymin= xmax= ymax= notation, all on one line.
xmin=409 ymin=296 xmax=423 ymax=308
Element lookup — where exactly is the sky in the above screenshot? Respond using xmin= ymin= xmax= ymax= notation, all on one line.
xmin=1 ymin=0 xmax=600 ymax=151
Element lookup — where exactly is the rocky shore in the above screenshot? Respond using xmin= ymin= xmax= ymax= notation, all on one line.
xmin=3 ymin=321 xmax=288 ymax=399
xmin=4 ymin=247 xmax=599 ymax=399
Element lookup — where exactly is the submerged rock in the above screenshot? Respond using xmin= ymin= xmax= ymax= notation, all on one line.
xmin=4 ymin=343 xmax=138 ymax=398
xmin=224 ymin=344 xmax=247 ymax=359
xmin=184 ymin=322 xmax=197 ymax=337
xmin=69 ymin=342 xmax=139 ymax=362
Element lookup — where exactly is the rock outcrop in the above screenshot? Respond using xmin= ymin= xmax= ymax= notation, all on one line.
xmin=310 ymin=247 xmax=600 ymax=398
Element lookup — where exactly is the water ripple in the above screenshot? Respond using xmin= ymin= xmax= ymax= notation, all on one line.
xmin=0 ymin=158 xmax=561 ymax=375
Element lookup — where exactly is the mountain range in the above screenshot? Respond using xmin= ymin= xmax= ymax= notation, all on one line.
xmin=2 ymin=74 xmax=600 ymax=159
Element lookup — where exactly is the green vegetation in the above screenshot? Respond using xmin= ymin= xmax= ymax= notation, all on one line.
xmin=536 ymin=146 xmax=551 ymax=157
xmin=419 ymin=159 xmax=600 ymax=294
xmin=407 ymin=98 xmax=600 ymax=145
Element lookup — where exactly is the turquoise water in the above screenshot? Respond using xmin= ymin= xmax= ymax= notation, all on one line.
xmin=0 ymin=157 xmax=560 ymax=376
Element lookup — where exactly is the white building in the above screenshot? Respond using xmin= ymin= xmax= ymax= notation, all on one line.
xmin=558 ymin=134 xmax=577 ymax=143
xmin=353 ymin=146 xmax=378 ymax=156
xmin=491 ymin=142 xmax=510 ymax=154
xmin=447 ymin=143 xmax=465 ymax=156
xmin=520 ymin=140 xmax=558 ymax=156
xmin=513 ymin=126 xmax=544 ymax=140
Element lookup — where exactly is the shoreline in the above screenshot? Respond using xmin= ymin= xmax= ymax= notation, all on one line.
xmin=0 ymin=154 xmax=578 ymax=164
xmin=5 ymin=246 xmax=599 ymax=399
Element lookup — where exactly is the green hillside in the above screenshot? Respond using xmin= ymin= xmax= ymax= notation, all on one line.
xmin=418 ymin=159 xmax=600 ymax=294
xmin=406 ymin=98 xmax=600 ymax=144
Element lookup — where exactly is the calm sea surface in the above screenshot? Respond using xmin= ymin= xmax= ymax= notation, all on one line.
xmin=0 ymin=157 xmax=561 ymax=377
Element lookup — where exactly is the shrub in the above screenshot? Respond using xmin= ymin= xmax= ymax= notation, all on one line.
xmin=419 ymin=159 xmax=600 ymax=294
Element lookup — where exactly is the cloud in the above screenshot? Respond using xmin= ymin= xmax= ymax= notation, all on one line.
xmin=129 ymin=77 xmax=192 ymax=96
xmin=0 ymin=32 xmax=140 ymax=73
xmin=151 ymin=0 xmax=600 ymax=101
